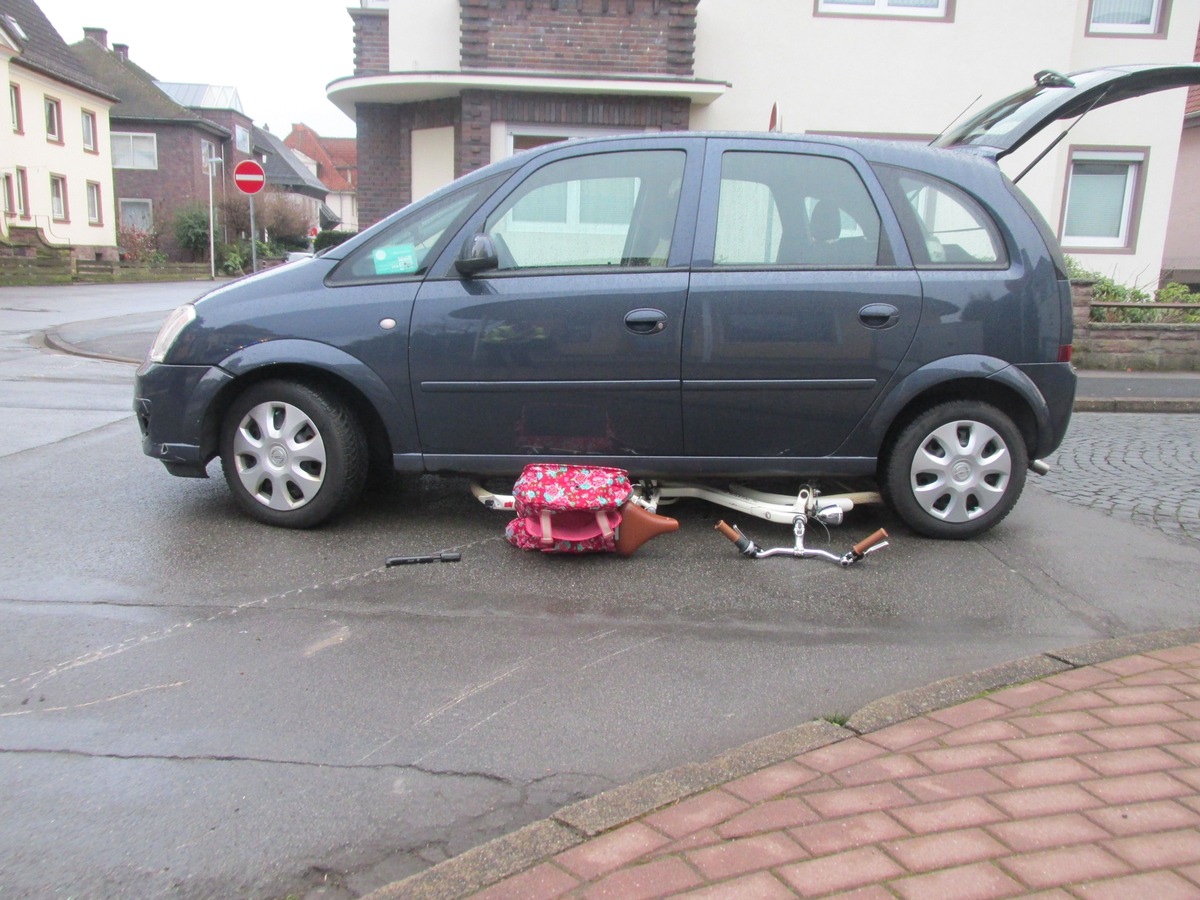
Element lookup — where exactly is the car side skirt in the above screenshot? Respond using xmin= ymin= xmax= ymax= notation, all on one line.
xmin=416 ymin=454 xmax=878 ymax=479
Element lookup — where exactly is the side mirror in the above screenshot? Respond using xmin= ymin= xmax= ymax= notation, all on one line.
xmin=455 ymin=233 xmax=499 ymax=276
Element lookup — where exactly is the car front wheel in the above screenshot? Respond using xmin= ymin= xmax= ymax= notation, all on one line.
xmin=219 ymin=380 xmax=367 ymax=528
xmin=883 ymin=400 xmax=1027 ymax=539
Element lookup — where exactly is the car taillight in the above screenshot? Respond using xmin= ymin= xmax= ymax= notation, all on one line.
xmin=1057 ymin=344 xmax=1073 ymax=362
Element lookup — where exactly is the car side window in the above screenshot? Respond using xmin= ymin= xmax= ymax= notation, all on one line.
xmin=714 ymin=151 xmax=883 ymax=268
xmin=331 ymin=179 xmax=497 ymax=284
xmin=876 ymin=166 xmax=1007 ymax=268
xmin=484 ymin=150 xmax=685 ymax=270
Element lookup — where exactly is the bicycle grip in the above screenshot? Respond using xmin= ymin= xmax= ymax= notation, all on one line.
xmin=852 ymin=528 xmax=888 ymax=555
xmin=714 ymin=520 xmax=742 ymax=544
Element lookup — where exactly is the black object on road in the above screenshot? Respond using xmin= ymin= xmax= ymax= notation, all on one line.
xmin=386 ymin=550 xmax=462 ymax=566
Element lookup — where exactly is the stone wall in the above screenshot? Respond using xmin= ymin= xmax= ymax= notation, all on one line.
xmin=1071 ymin=280 xmax=1200 ymax=371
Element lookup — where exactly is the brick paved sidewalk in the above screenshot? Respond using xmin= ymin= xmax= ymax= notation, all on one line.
xmin=378 ymin=641 xmax=1200 ymax=899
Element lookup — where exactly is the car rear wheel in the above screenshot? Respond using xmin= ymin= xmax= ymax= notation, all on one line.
xmin=220 ymin=380 xmax=367 ymax=528
xmin=883 ymin=400 xmax=1027 ymax=539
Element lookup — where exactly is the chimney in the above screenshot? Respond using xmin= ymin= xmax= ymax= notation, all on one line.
xmin=113 ymin=43 xmax=129 ymax=61
xmin=82 ymin=27 xmax=107 ymax=48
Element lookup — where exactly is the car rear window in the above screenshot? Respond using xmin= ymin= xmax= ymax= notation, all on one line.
xmin=875 ymin=165 xmax=1008 ymax=268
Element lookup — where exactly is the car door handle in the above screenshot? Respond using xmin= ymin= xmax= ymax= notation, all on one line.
xmin=858 ymin=303 xmax=900 ymax=329
xmin=625 ymin=308 xmax=668 ymax=335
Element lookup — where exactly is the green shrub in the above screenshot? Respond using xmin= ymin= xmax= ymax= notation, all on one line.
xmin=314 ymin=230 xmax=355 ymax=253
xmin=217 ymin=242 xmax=246 ymax=276
xmin=174 ymin=205 xmax=211 ymax=261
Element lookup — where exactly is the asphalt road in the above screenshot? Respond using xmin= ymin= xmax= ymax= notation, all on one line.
xmin=1 ymin=282 xmax=1198 ymax=899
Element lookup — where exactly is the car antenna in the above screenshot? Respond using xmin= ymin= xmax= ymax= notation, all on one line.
xmin=929 ymin=93 xmax=982 ymax=145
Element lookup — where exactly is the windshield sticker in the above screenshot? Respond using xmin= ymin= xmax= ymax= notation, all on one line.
xmin=373 ymin=244 xmax=419 ymax=275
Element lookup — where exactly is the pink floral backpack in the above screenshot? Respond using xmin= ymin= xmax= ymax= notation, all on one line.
xmin=505 ymin=464 xmax=633 ymax=553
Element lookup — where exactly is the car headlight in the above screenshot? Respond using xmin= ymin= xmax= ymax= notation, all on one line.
xmin=149 ymin=304 xmax=197 ymax=363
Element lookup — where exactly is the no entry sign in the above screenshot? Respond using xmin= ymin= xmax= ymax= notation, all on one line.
xmin=233 ymin=159 xmax=266 ymax=195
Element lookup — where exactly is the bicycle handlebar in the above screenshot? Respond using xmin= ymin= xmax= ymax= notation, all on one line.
xmin=852 ymin=528 xmax=889 ymax=556
xmin=714 ymin=520 xmax=742 ymax=543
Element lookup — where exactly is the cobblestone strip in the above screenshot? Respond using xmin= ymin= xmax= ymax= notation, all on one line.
xmin=1041 ymin=413 xmax=1200 ymax=543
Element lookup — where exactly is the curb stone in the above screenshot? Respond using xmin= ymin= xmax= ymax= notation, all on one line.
xmin=1073 ymin=398 xmax=1200 ymax=413
xmin=363 ymin=624 xmax=1200 ymax=900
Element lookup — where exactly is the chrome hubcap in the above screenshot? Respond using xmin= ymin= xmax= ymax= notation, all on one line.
xmin=232 ymin=401 xmax=327 ymax=510
xmin=910 ymin=419 xmax=1011 ymax=522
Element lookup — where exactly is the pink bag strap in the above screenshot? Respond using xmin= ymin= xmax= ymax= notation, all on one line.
xmin=539 ymin=510 xmax=554 ymax=547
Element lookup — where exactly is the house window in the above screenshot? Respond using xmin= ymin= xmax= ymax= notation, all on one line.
xmin=87 ymin=181 xmax=102 ymax=224
xmin=2 ymin=173 xmax=13 ymax=215
xmin=235 ymin=124 xmax=250 ymax=153
xmin=44 ymin=96 xmax=62 ymax=142
xmin=111 ymin=132 xmax=158 ymax=169
xmin=1087 ymin=0 xmax=1166 ymax=35
xmin=119 ymin=198 xmax=153 ymax=230
xmin=9 ymin=83 xmax=21 ymax=132
xmin=1062 ymin=149 xmax=1147 ymax=250
xmin=201 ymin=138 xmax=216 ymax=173
xmin=81 ymin=110 xmax=97 ymax=151
xmin=50 ymin=174 xmax=68 ymax=221
xmin=815 ymin=0 xmax=951 ymax=19
xmin=15 ymin=167 xmax=28 ymax=217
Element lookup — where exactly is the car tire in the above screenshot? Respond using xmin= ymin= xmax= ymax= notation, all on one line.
xmin=219 ymin=380 xmax=367 ymax=528
xmin=883 ymin=400 xmax=1027 ymax=539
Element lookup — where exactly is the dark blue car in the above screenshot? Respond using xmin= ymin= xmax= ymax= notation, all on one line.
xmin=135 ymin=65 xmax=1200 ymax=536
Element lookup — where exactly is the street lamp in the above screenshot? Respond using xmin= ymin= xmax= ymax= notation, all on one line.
xmin=205 ymin=157 xmax=224 ymax=279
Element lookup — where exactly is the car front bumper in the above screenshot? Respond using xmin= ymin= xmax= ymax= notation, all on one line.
xmin=134 ymin=361 xmax=234 ymax=477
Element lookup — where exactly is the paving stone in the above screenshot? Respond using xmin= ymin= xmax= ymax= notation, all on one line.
xmin=685 ymin=831 xmax=807 ymax=881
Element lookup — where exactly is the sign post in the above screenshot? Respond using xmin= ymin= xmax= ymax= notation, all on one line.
xmin=233 ymin=159 xmax=266 ymax=273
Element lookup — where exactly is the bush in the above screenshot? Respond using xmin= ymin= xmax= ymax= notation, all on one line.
xmin=219 ymin=190 xmax=312 ymax=251
xmin=216 ymin=242 xmax=246 ymax=276
xmin=174 ymin=205 xmax=211 ymax=261
xmin=117 ymin=225 xmax=167 ymax=266
xmin=314 ymin=230 xmax=355 ymax=252
xmin=1067 ymin=257 xmax=1200 ymax=324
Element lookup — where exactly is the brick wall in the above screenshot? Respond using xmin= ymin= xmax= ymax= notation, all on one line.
xmin=359 ymin=90 xmax=688 ymax=227
xmin=460 ymin=0 xmax=698 ymax=76
xmin=351 ymin=8 xmax=390 ymax=76
xmin=1071 ymin=281 xmax=1200 ymax=370
xmin=357 ymin=99 xmax=460 ymax=226
xmin=459 ymin=89 xmax=690 ymax=176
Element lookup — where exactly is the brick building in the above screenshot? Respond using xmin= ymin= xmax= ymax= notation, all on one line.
xmin=329 ymin=0 xmax=724 ymax=228
xmin=72 ymin=30 xmax=260 ymax=260
xmin=284 ymin=122 xmax=359 ymax=232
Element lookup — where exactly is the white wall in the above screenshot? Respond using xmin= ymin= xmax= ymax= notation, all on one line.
xmin=691 ymin=0 xmax=1200 ymax=286
xmin=1164 ymin=121 xmax=1200 ymax=276
xmin=389 ymin=0 xmax=461 ymax=71
xmin=411 ymin=125 xmax=456 ymax=201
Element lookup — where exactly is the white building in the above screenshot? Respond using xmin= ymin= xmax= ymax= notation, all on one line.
xmin=1 ymin=0 xmax=118 ymax=257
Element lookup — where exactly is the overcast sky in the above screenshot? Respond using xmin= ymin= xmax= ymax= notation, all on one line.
xmin=42 ymin=0 xmax=359 ymax=138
